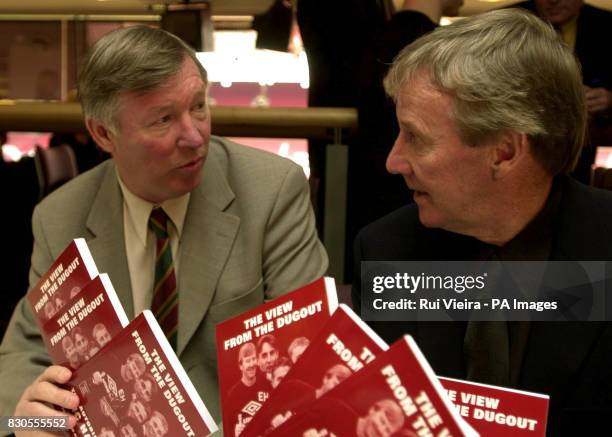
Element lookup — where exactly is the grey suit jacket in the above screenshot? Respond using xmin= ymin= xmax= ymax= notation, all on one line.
xmin=0 ymin=136 xmax=328 ymax=428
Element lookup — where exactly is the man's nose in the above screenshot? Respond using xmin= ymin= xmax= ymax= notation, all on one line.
xmin=386 ymin=138 xmax=413 ymax=176
xmin=178 ymin=114 xmax=204 ymax=148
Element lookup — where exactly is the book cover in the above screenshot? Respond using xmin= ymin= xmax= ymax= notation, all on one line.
xmin=439 ymin=377 xmax=549 ymax=436
xmin=27 ymin=238 xmax=98 ymax=326
xmin=41 ymin=273 xmax=129 ymax=370
xmin=68 ymin=311 xmax=218 ymax=437
xmin=216 ymin=277 xmax=339 ymax=437
xmin=269 ymin=335 xmax=478 ymax=437
xmin=242 ymin=303 xmax=388 ymax=437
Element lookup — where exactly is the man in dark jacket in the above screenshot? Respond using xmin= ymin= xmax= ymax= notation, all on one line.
xmin=353 ymin=9 xmax=612 ymax=435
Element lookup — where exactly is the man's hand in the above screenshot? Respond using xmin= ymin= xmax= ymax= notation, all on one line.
xmin=14 ymin=366 xmax=79 ymax=437
xmin=585 ymin=86 xmax=612 ymax=114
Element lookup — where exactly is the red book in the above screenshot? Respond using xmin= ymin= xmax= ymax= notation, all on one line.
xmin=242 ymin=304 xmax=388 ymax=437
xmin=216 ymin=277 xmax=338 ymax=437
xmin=27 ymin=238 xmax=98 ymax=327
xmin=41 ymin=273 xmax=129 ymax=369
xmin=68 ymin=311 xmax=218 ymax=437
xmin=439 ymin=377 xmax=549 ymax=436
xmin=269 ymin=335 xmax=478 ymax=437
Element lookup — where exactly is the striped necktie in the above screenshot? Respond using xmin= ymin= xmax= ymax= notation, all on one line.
xmin=149 ymin=207 xmax=178 ymax=350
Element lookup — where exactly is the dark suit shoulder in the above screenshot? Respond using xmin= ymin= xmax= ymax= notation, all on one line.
xmin=556 ymin=178 xmax=612 ymax=259
xmin=355 ymin=204 xmax=425 ymax=260
xmin=580 ymin=3 xmax=612 ymax=23
xmin=357 ymin=204 xmax=420 ymax=243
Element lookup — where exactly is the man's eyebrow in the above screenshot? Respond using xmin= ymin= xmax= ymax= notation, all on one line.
xmin=144 ymin=104 xmax=173 ymax=118
xmin=398 ymin=119 xmax=434 ymax=144
xmin=141 ymin=90 xmax=207 ymax=123
xmin=398 ymin=119 xmax=423 ymax=136
xmin=192 ymin=89 xmax=207 ymax=102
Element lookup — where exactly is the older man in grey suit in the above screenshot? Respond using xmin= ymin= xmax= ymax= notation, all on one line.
xmin=0 ymin=26 xmax=327 ymax=434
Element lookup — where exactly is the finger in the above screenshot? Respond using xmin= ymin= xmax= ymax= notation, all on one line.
xmin=587 ymin=103 xmax=602 ymax=114
xmin=35 ymin=366 xmax=72 ymax=385
xmin=26 ymin=380 xmax=79 ymax=410
xmin=19 ymin=399 xmax=76 ymax=422
xmin=586 ymin=90 xmax=603 ymax=102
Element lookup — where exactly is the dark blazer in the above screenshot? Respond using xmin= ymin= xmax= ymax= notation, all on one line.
xmin=353 ymin=177 xmax=612 ymax=436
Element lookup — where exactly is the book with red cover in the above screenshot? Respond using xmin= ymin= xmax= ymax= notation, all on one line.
xmin=439 ymin=377 xmax=549 ymax=436
xmin=269 ymin=335 xmax=478 ymax=437
xmin=27 ymin=238 xmax=98 ymax=326
xmin=242 ymin=303 xmax=388 ymax=437
xmin=68 ymin=310 xmax=218 ymax=437
xmin=216 ymin=277 xmax=338 ymax=437
xmin=41 ymin=273 xmax=129 ymax=370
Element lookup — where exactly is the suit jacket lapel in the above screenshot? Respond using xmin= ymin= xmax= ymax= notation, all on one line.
xmin=82 ymin=156 xmax=240 ymax=354
xmin=85 ymin=162 xmax=135 ymax=318
xmin=176 ymin=151 xmax=240 ymax=355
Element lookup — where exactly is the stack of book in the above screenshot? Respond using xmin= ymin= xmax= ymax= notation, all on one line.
xmin=216 ymin=279 xmax=550 ymax=437
xmin=28 ymin=239 xmax=218 ymax=437
xmin=30 ymin=239 xmax=550 ymax=436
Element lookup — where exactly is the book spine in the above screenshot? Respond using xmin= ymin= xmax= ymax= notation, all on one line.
xmin=98 ymin=273 xmax=129 ymax=327
xmin=339 ymin=304 xmax=389 ymax=351
xmin=142 ymin=311 xmax=218 ymax=433
xmin=74 ymin=238 xmax=99 ymax=279
xmin=324 ymin=277 xmax=339 ymax=314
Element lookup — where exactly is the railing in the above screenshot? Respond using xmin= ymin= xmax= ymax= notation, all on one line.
xmin=0 ymin=101 xmax=355 ymax=138
xmin=0 ymin=100 xmax=358 ymax=280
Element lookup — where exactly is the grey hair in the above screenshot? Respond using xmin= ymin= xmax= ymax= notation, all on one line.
xmin=384 ymin=8 xmax=586 ymax=176
xmin=77 ymin=25 xmax=208 ymax=132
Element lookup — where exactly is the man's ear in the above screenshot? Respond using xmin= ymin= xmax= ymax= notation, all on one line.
xmin=85 ymin=118 xmax=115 ymax=154
xmin=489 ymin=131 xmax=529 ymax=179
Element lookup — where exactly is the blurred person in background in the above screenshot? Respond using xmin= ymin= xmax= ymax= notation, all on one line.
xmin=516 ymin=0 xmax=612 ymax=183
xmin=298 ymin=0 xmax=463 ymax=281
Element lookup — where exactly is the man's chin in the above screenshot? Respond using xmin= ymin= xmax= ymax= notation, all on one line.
xmin=417 ymin=208 xmax=443 ymax=229
xmin=167 ymin=176 xmax=203 ymax=200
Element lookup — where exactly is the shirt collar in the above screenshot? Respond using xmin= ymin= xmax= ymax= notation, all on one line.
xmin=117 ymin=174 xmax=190 ymax=246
